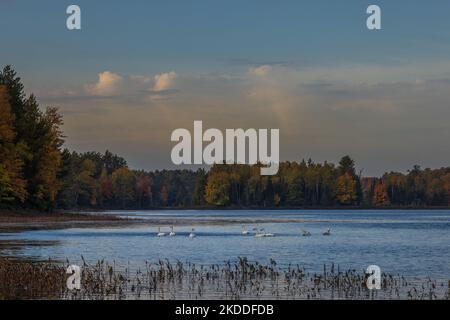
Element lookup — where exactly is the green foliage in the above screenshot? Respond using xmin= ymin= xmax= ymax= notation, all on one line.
xmin=0 ymin=84 xmax=27 ymax=203
xmin=112 ymin=168 xmax=136 ymax=208
xmin=56 ymin=149 xmax=128 ymax=209
xmin=338 ymin=155 xmax=355 ymax=175
xmin=1 ymin=67 xmax=64 ymax=210
xmin=335 ymin=173 xmax=358 ymax=205
xmin=192 ymin=169 xmax=207 ymax=206
xmin=205 ymin=172 xmax=231 ymax=206
xmin=0 ymin=165 xmax=14 ymax=203
xmin=53 ymin=152 xmax=450 ymax=210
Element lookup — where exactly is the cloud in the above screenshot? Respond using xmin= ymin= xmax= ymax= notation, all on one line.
xmin=87 ymin=71 xmax=123 ymax=96
xmin=76 ymin=70 xmax=179 ymax=102
xmin=130 ymin=75 xmax=150 ymax=85
xmin=54 ymin=67 xmax=450 ymax=176
xmin=248 ymin=65 xmax=272 ymax=78
xmin=153 ymin=71 xmax=177 ymax=92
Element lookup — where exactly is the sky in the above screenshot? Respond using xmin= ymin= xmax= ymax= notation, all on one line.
xmin=1 ymin=0 xmax=450 ymax=176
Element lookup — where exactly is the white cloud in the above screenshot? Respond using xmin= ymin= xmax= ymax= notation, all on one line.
xmin=56 ymin=65 xmax=450 ymax=176
xmin=153 ymin=71 xmax=177 ymax=92
xmin=87 ymin=71 xmax=123 ymax=96
xmin=248 ymin=65 xmax=272 ymax=78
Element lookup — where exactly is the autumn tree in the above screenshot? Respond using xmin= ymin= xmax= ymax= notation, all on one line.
xmin=204 ymin=172 xmax=231 ymax=206
xmin=98 ymin=167 xmax=112 ymax=207
xmin=372 ymin=182 xmax=390 ymax=207
xmin=0 ymin=85 xmax=26 ymax=203
xmin=192 ymin=169 xmax=207 ymax=206
xmin=2 ymin=67 xmax=450 ymax=212
xmin=159 ymin=185 xmax=169 ymax=206
xmin=443 ymin=173 xmax=450 ymax=206
xmin=284 ymin=161 xmax=306 ymax=206
xmin=112 ymin=168 xmax=136 ymax=208
xmin=247 ymin=174 xmax=263 ymax=206
xmin=0 ymin=67 xmax=64 ymax=210
xmin=335 ymin=173 xmax=358 ymax=205
xmin=135 ymin=173 xmax=152 ymax=208
xmin=335 ymin=156 xmax=360 ymax=205
xmin=382 ymin=172 xmax=407 ymax=205
xmin=75 ymin=159 xmax=98 ymax=207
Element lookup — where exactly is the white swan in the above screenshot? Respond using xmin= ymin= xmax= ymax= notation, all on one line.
xmin=301 ymin=229 xmax=311 ymax=237
xmin=188 ymin=228 xmax=196 ymax=238
xmin=169 ymin=226 xmax=176 ymax=237
xmin=242 ymin=226 xmax=250 ymax=235
xmin=157 ymin=227 xmax=167 ymax=237
xmin=255 ymin=228 xmax=264 ymax=237
xmin=255 ymin=228 xmax=275 ymax=237
xmin=255 ymin=232 xmax=275 ymax=237
xmin=323 ymin=228 xmax=331 ymax=236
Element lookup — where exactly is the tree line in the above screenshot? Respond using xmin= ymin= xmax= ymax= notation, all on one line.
xmin=1 ymin=66 xmax=449 ymax=211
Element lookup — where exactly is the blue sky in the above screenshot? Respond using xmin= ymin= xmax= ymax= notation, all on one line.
xmin=1 ymin=1 xmax=450 ymax=175
xmin=3 ymin=1 xmax=450 ymax=78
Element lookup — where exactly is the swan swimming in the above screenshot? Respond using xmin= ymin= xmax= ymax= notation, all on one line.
xmin=157 ymin=227 xmax=167 ymax=237
xmin=169 ymin=226 xmax=176 ymax=237
xmin=242 ymin=226 xmax=250 ymax=235
xmin=255 ymin=228 xmax=275 ymax=237
xmin=301 ymin=229 xmax=311 ymax=237
xmin=323 ymin=228 xmax=331 ymax=236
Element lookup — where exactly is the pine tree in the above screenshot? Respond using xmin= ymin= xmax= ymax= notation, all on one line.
xmin=0 ymin=67 xmax=64 ymax=210
xmin=192 ymin=169 xmax=207 ymax=206
xmin=0 ymin=85 xmax=27 ymax=204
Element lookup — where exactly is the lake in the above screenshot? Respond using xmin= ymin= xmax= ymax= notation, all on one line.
xmin=1 ymin=210 xmax=450 ymax=280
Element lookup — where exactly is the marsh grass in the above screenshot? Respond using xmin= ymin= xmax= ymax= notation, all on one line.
xmin=0 ymin=257 xmax=448 ymax=300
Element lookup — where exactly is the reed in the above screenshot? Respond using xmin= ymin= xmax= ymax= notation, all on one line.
xmin=0 ymin=257 xmax=448 ymax=300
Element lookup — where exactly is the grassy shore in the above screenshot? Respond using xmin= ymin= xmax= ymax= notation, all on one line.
xmin=0 ymin=210 xmax=136 ymax=233
xmin=0 ymin=210 xmax=124 ymax=222
xmin=0 ymin=257 xmax=448 ymax=300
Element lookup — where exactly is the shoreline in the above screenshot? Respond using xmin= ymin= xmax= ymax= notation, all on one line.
xmin=0 ymin=210 xmax=142 ymax=233
xmin=73 ymin=206 xmax=450 ymax=211
xmin=1 ymin=207 xmax=450 ymax=233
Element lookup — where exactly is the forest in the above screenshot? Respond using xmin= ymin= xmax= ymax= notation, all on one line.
xmin=1 ymin=66 xmax=450 ymax=211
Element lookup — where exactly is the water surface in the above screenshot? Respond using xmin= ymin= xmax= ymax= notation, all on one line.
xmin=1 ymin=210 xmax=449 ymax=279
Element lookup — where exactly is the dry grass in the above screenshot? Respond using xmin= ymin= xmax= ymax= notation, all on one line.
xmin=0 ymin=257 xmax=449 ymax=300
xmin=0 ymin=211 xmax=123 ymax=223
xmin=0 ymin=211 xmax=134 ymax=233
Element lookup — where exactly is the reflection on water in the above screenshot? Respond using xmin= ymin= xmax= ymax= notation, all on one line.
xmin=1 ymin=210 xmax=450 ymax=279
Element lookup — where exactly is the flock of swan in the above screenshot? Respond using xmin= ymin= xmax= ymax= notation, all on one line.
xmin=157 ymin=226 xmax=196 ymax=238
xmin=155 ymin=226 xmax=332 ymax=238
